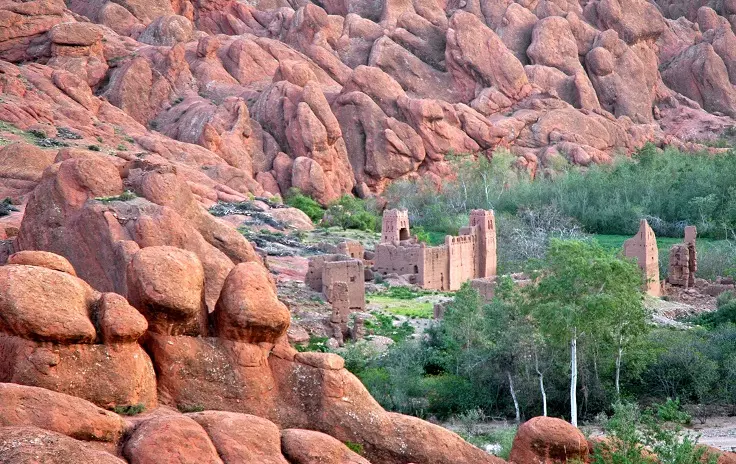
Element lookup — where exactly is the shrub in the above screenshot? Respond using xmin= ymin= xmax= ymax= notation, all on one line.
xmin=295 ymin=336 xmax=329 ymax=352
xmin=592 ymin=402 xmax=717 ymax=464
xmin=344 ymin=441 xmax=364 ymax=455
xmin=95 ymin=190 xmax=137 ymax=204
xmin=364 ymin=313 xmax=414 ymax=342
xmin=322 ymin=195 xmax=380 ymax=232
xmin=0 ymin=197 xmax=18 ymax=217
xmin=112 ymin=404 xmax=145 ymax=416
xmin=285 ymin=188 xmax=324 ymax=223
xmin=654 ymin=398 xmax=692 ymax=425
xmin=177 ymin=404 xmax=205 ymax=413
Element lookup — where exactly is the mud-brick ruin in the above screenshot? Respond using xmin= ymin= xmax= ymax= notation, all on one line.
xmin=375 ymin=209 xmax=497 ymax=291
xmin=306 ymin=254 xmax=365 ymax=311
xmin=668 ymin=226 xmax=697 ymax=288
xmin=624 ymin=219 xmax=662 ymax=297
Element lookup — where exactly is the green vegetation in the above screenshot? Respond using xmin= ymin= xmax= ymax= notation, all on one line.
xmin=364 ymin=313 xmax=414 ymax=342
xmin=0 ymin=198 xmax=18 ymax=217
xmin=285 ymin=188 xmax=325 ymax=223
xmin=592 ymin=402 xmax=717 ymax=464
xmin=322 ymin=195 xmax=380 ymax=232
xmin=344 ymin=441 xmax=364 ymax=455
xmin=111 ymin=404 xmax=145 ymax=416
xmin=367 ymin=293 xmax=434 ymax=318
xmin=177 ymin=404 xmax=205 ymax=413
xmin=694 ymin=291 xmax=736 ymax=327
xmin=295 ymin=336 xmax=329 ymax=353
xmin=95 ymin=190 xmax=137 ymax=204
xmin=386 ymin=146 xmax=736 ymax=275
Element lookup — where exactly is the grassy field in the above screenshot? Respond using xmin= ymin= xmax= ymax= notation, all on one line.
xmin=594 ymin=234 xmax=724 ymax=251
xmin=366 ymin=294 xmax=435 ymax=318
xmin=594 ymin=234 xmax=685 ymax=250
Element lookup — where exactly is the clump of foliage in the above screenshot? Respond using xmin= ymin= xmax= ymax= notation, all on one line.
xmin=591 ymin=401 xmax=716 ymax=464
xmin=112 ymin=404 xmax=145 ymax=416
xmin=295 ymin=336 xmax=329 ymax=353
xmin=694 ymin=290 xmax=736 ymax=327
xmin=322 ymin=195 xmax=380 ymax=232
xmin=0 ymin=197 xmax=18 ymax=217
xmin=386 ymin=145 xmax=736 ymax=242
xmin=285 ymin=188 xmax=325 ymax=223
xmin=364 ymin=313 xmax=414 ymax=342
xmin=177 ymin=404 xmax=205 ymax=413
xmin=379 ymin=286 xmax=436 ymax=300
xmin=654 ymin=398 xmax=692 ymax=425
xmin=344 ymin=441 xmax=364 ymax=455
xmin=96 ymin=190 xmax=137 ymax=204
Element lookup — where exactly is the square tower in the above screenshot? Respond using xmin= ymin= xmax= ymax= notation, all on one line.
xmin=469 ymin=210 xmax=497 ymax=278
xmin=381 ymin=209 xmax=411 ymax=243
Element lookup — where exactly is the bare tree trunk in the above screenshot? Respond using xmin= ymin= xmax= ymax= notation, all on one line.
xmin=615 ymin=333 xmax=624 ymax=398
xmin=535 ymin=352 xmax=547 ymax=417
xmin=570 ymin=330 xmax=578 ymax=427
xmin=507 ymin=371 xmax=520 ymax=423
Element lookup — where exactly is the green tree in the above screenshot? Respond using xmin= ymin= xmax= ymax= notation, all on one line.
xmin=525 ymin=239 xmax=646 ymax=426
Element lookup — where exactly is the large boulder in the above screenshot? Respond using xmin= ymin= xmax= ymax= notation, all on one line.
xmin=123 ymin=415 xmax=223 ymax=464
xmin=0 ymin=426 xmax=125 ymax=463
xmin=509 ymin=416 xmax=589 ymax=464
xmin=281 ymin=428 xmax=371 ymax=464
xmin=188 ymin=411 xmax=289 ymax=464
xmin=126 ymin=246 xmax=208 ymax=336
xmin=213 ymin=262 xmax=290 ymax=344
xmin=0 ymin=383 xmax=126 ymax=443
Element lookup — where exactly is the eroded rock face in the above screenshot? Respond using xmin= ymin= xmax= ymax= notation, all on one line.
xmin=0 ymin=0 xmax=732 ymax=204
xmin=3 ymin=0 xmax=736 ymax=461
xmin=0 ymin=262 xmax=156 ymax=410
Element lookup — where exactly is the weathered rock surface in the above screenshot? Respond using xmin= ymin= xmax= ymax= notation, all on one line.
xmin=509 ymin=416 xmax=589 ymax=464
xmin=2 ymin=0 xmax=736 ymax=461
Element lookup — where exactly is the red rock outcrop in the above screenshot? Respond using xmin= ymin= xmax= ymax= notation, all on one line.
xmin=509 ymin=416 xmax=589 ymax=464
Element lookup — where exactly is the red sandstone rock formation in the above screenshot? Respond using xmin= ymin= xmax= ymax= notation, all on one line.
xmin=3 ymin=0 xmax=736 ymax=461
xmin=0 ymin=154 xmax=503 ymax=463
xmin=0 ymin=0 xmax=732 ymax=207
xmin=508 ymin=416 xmax=590 ymax=463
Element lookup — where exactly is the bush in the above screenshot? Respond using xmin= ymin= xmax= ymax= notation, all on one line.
xmin=592 ymin=402 xmax=717 ymax=464
xmin=386 ymin=146 xmax=736 ymax=240
xmin=694 ymin=292 xmax=736 ymax=327
xmin=111 ymin=404 xmax=145 ymax=416
xmin=654 ymin=398 xmax=692 ymax=425
xmin=285 ymin=188 xmax=325 ymax=223
xmin=322 ymin=195 xmax=380 ymax=232
xmin=344 ymin=441 xmax=364 ymax=455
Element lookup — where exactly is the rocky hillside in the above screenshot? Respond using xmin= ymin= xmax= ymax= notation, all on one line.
xmin=3 ymin=0 xmax=736 ymax=462
xmin=0 ymin=0 xmax=735 ymax=208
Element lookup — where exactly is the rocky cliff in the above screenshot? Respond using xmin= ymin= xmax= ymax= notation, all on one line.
xmin=0 ymin=0 xmax=735 ymax=207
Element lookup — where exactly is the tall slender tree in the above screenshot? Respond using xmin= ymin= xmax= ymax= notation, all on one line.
xmin=525 ymin=239 xmax=645 ymax=427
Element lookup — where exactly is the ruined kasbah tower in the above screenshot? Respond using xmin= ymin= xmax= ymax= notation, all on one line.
xmin=375 ymin=209 xmax=497 ymax=291
xmin=623 ymin=219 xmax=661 ymax=297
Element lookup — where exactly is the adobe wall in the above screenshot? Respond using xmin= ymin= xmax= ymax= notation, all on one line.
xmin=306 ymin=254 xmax=365 ymax=311
xmin=471 ymin=277 xmax=497 ymax=302
xmin=322 ymin=259 xmax=365 ymax=311
xmin=337 ymin=240 xmax=364 ymax=260
xmin=446 ymin=234 xmax=477 ymax=291
xmin=418 ymin=245 xmax=449 ymax=291
xmin=374 ymin=243 xmax=422 ymax=276
xmin=623 ymin=219 xmax=661 ymax=297
xmin=668 ymin=226 xmax=697 ymax=288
